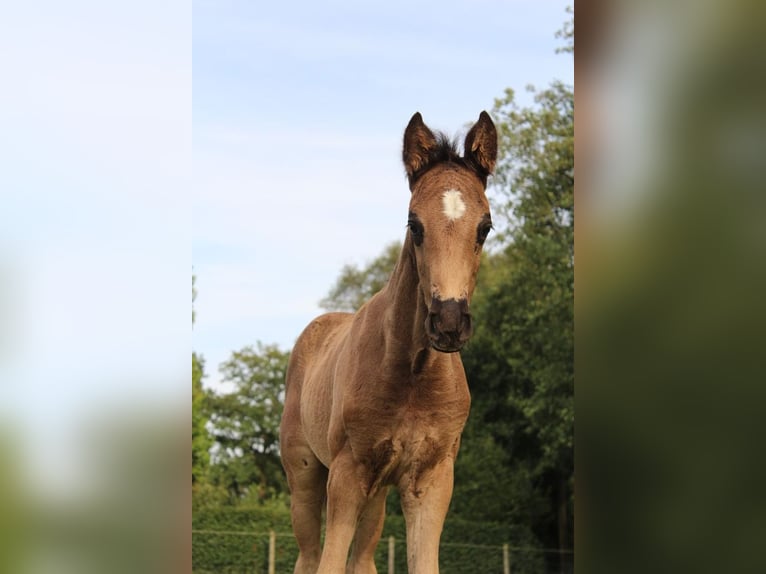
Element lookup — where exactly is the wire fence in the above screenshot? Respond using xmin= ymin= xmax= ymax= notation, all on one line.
xmin=191 ymin=529 xmax=573 ymax=574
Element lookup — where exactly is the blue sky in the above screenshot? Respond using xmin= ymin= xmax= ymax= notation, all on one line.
xmin=192 ymin=0 xmax=574 ymax=389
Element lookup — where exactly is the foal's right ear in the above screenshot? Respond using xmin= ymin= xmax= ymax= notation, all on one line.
xmin=402 ymin=112 xmax=438 ymax=184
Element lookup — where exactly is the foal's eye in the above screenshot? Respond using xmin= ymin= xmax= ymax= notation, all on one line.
xmin=477 ymin=221 xmax=493 ymax=245
xmin=407 ymin=218 xmax=424 ymax=246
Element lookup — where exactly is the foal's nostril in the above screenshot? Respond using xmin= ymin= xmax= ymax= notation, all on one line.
xmin=427 ymin=297 xmax=473 ymax=351
xmin=427 ymin=311 xmax=439 ymax=336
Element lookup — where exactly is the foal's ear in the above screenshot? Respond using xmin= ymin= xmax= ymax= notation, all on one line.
xmin=464 ymin=111 xmax=497 ymax=179
xmin=403 ymin=112 xmax=438 ymax=183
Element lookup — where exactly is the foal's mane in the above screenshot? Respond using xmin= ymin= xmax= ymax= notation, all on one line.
xmin=429 ymin=132 xmax=463 ymax=165
xmin=411 ymin=131 xmax=487 ymax=184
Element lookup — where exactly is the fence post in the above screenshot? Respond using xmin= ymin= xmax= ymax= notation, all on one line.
xmin=268 ymin=530 xmax=276 ymax=574
xmin=503 ymin=543 xmax=510 ymax=574
xmin=388 ymin=536 xmax=395 ymax=574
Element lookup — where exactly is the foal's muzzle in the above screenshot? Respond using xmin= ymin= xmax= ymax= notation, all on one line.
xmin=426 ymin=297 xmax=473 ymax=353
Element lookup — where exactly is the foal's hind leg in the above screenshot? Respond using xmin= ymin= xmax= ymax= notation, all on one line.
xmin=283 ymin=443 xmax=328 ymax=574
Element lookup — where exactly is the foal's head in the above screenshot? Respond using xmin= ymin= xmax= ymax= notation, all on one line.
xmin=402 ymin=111 xmax=497 ymax=353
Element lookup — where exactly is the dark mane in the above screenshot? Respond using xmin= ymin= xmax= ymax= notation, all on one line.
xmin=431 ymin=132 xmax=463 ymax=164
xmin=411 ymin=131 xmax=489 ymax=185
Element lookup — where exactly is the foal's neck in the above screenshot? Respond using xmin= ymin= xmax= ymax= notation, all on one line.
xmin=381 ymin=236 xmax=436 ymax=374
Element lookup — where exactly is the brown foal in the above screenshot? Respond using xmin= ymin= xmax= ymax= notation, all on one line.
xmin=280 ymin=111 xmax=497 ymax=573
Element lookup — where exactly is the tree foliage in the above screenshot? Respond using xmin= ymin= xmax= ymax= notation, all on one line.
xmin=205 ymin=343 xmax=290 ymax=504
xmin=192 ymin=274 xmax=212 ymax=485
xmin=192 ymin=352 xmax=211 ymax=485
xmin=319 ymin=241 xmax=401 ymax=312
xmin=488 ymin=80 xmax=573 ymax=470
xmin=555 ymin=5 xmax=574 ymax=55
xmin=460 ymin=80 xmax=574 ymax=563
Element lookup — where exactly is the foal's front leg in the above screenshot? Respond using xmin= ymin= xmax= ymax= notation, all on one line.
xmin=399 ymin=458 xmax=455 ymax=574
xmin=347 ymin=486 xmax=388 ymax=574
xmin=317 ymin=447 xmax=366 ymax=574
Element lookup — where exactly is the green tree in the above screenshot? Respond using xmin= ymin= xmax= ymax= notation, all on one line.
xmin=555 ymin=5 xmax=573 ymax=55
xmin=192 ymin=352 xmax=211 ymax=484
xmin=206 ymin=343 xmax=290 ymax=504
xmin=320 ymin=241 xmax=401 ymax=312
xmin=192 ymin=275 xmax=212 ymax=485
xmin=461 ymin=79 xmax=574 ymax=570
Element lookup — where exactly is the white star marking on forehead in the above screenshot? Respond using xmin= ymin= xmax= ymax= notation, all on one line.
xmin=442 ymin=189 xmax=466 ymax=221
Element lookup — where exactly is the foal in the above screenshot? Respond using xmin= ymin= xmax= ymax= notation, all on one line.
xmin=280 ymin=111 xmax=497 ymax=574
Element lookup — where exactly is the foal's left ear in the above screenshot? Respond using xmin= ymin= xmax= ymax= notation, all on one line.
xmin=464 ymin=111 xmax=497 ymax=180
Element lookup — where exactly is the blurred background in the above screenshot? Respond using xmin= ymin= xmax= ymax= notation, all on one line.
xmin=0 ymin=1 xmax=190 ymax=572
xmin=578 ymin=1 xmax=766 ymax=572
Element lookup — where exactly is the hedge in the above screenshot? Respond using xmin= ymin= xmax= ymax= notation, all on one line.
xmin=193 ymin=506 xmax=549 ymax=573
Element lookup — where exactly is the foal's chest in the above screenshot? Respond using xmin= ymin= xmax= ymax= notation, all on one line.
xmin=344 ymin=379 xmax=470 ymax=494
